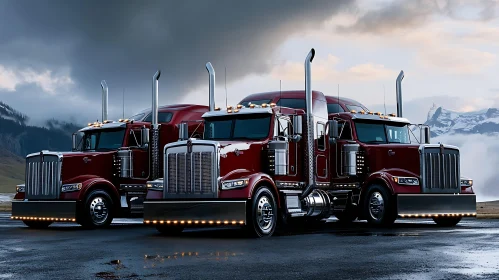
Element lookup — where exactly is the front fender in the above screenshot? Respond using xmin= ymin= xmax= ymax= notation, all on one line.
xmin=219 ymin=172 xmax=280 ymax=207
xmin=77 ymin=178 xmax=119 ymax=201
xmin=365 ymin=168 xmax=421 ymax=195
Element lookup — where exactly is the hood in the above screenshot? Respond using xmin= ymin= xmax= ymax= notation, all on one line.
xmin=217 ymin=141 xmax=267 ymax=179
xmin=56 ymin=151 xmax=116 ymax=183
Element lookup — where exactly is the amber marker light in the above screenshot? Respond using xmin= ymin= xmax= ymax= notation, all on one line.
xmin=249 ymin=104 xmax=255 ymax=108
xmin=236 ymin=104 xmax=243 ymax=109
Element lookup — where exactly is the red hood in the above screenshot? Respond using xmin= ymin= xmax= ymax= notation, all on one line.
xmin=217 ymin=141 xmax=267 ymax=179
xmin=57 ymin=151 xmax=116 ymax=184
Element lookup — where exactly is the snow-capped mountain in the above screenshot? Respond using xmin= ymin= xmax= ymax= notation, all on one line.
xmin=424 ymin=103 xmax=499 ymax=137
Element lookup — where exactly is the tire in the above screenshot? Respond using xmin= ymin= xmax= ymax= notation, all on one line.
xmin=432 ymin=217 xmax=462 ymax=227
xmin=156 ymin=225 xmax=184 ymax=235
xmin=78 ymin=189 xmax=114 ymax=229
xmin=334 ymin=209 xmax=358 ymax=223
xmin=23 ymin=220 xmax=53 ymax=229
xmin=244 ymin=186 xmax=278 ymax=238
xmin=363 ymin=184 xmax=396 ymax=226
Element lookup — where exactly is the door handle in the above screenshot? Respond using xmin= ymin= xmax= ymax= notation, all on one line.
xmin=388 ymin=150 xmax=395 ymax=156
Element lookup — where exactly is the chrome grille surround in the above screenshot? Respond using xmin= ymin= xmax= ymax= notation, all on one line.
xmin=419 ymin=144 xmax=460 ymax=194
xmin=25 ymin=151 xmax=63 ymax=200
xmin=163 ymin=140 xmax=220 ymax=199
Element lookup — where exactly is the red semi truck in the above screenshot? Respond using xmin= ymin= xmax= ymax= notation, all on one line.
xmin=11 ymin=71 xmax=208 ymax=229
xmin=143 ymin=48 xmax=476 ymax=237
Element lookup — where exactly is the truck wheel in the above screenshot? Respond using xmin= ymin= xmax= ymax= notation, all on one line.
xmin=79 ymin=189 xmax=114 ymax=229
xmin=363 ymin=184 xmax=396 ymax=226
xmin=23 ymin=220 xmax=53 ymax=229
xmin=245 ymin=186 xmax=277 ymax=238
xmin=432 ymin=217 xmax=462 ymax=227
xmin=156 ymin=225 xmax=184 ymax=235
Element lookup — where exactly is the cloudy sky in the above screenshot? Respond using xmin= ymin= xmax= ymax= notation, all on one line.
xmin=0 ymin=0 xmax=498 ymax=200
xmin=0 ymin=0 xmax=498 ymax=126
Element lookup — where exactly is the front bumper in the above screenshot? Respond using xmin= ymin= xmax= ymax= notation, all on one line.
xmin=396 ymin=194 xmax=476 ymax=218
xmin=143 ymin=200 xmax=247 ymax=225
xmin=11 ymin=200 xmax=77 ymax=222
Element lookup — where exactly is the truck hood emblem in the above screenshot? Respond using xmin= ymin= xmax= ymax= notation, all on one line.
xmin=83 ymin=157 xmax=92 ymax=163
xmin=187 ymin=139 xmax=193 ymax=153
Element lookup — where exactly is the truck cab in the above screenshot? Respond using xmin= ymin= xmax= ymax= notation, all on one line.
xmin=12 ymin=72 xmax=209 ymax=229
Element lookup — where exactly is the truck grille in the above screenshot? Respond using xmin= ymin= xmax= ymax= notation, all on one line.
xmin=420 ymin=145 xmax=460 ymax=193
xmin=164 ymin=147 xmax=218 ymax=198
xmin=25 ymin=153 xmax=62 ymax=200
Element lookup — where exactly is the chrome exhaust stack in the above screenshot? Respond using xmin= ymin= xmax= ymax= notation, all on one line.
xmin=101 ymin=80 xmax=108 ymax=121
xmin=206 ymin=62 xmax=215 ymax=111
xmin=396 ymin=70 xmax=404 ymax=118
xmin=151 ymin=70 xmax=161 ymax=180
xmin=300 ymin=48 xmax=316 ymax=200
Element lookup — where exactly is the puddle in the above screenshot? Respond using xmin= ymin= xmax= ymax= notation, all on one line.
xmin=143 ymin=251 xmax=243 ymax=267
xmin=95 ymin=271 xmax=139 ymax=280
xmin=333 ymin=231 xmax=422 ymax=237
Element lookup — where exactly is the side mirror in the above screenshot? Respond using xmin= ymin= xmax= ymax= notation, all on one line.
xmin=292 ymin=115 xmax=303 ymax=135
xmin=141 ymin=126 xmax=150 ymax=147
xmin=423 ymin=126 xmax=431 ymax=144
xmin=179 ymin=122 xmax=188 ymax=141
xmin=329 ymin=120 xmax=339 ymax=139
xmin=72 ymin=133 xmax=77 ymax=151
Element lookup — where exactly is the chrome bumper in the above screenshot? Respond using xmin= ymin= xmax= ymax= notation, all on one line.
xmin=11 ymin=200 xmax=77 ymax=221
xmin=143 ymin=200 xmax=247 ymax=225
xmin=397 ymin=194 xmax=476 ymax=217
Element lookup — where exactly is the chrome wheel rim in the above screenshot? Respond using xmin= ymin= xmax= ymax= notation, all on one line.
xmin=369 ymin=192 xmax=385 ymax=221
xmin=256 ymin=196 xmax=274 ymax=234
xmin=89 ymin=197 xmax=108 ymax=225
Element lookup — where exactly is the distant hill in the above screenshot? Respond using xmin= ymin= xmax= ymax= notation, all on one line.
xmin=0 ymin=149 xmax=24 ymax=193
xmin=0 ymin=101 xmax=82 ymax=192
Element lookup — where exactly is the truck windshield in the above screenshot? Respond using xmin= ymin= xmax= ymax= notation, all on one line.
xmin=82 ymin=128 xmax=125 ymax=151
xmin=204 ymin=114 xmax=271 ymax=140
xmin=354 ymin=122 xmax=410 ymax=144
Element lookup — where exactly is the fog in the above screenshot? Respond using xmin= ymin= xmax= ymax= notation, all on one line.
xmin=432 ymin=134 xmax=499 ymax=202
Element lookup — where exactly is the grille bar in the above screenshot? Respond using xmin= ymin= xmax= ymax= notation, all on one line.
xmin=25 ymin=153 xmax=62 ymax=200
xmin=164 ymin=142 xmax=218 ymax=198
xmin=420 ymin=145 xmax=460 ymax=193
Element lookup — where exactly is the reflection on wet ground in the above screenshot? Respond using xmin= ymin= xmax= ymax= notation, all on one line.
xmin=1 ymin=215 xmax=499 ymax=279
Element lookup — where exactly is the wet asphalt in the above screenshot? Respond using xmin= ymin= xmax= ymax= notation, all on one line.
xmin=0 ymin=213 xmax=498 ymax=280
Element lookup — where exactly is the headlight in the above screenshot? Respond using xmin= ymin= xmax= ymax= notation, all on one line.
xmin=16 ymin=184 xmax=25 ymax=193
xmin=221 ymin=178 xmax=249 ymax=190
xmin=147 ymin=180 xmax=163 ymax=190
xmin=61 ymin=183 xmax=82 ymax=193
xmin=461 ymin=179 xmax=473 ymax=187
xmin=392 ymin=176 xmax=419 ymax=186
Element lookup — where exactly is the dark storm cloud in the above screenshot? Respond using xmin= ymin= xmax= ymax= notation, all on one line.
xmin=337 ymin=0 xmax=498 ymax=34
xmin=0 ymin=0 xmax=354 ymax=122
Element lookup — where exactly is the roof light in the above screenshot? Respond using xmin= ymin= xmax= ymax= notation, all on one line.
xmin=227 ymin=105 xmax=233 ymax=110
xmin=249 ymin=104 xmax=255 ymax=108
xmin=350 ymin=110 xmax=357 ymax=114
xmin=214 ymin=107 xmax=221 ymax=111
xmin=270 ymin=103 xmax=276 ymax=108
xmin=367 ymin=112 xmax=373 ymax=115
xmin=234 ymin=109 xmax=239 ymax=113
xmin=389 ymin=113 xmax=396 ymax=117
xmin=227 ymin=109 xmax=233 ymax=113
xmin=236 ymin=104 xmax=243 ymax=109
xmin=118 ymin=119 xmax=124 ymax=122
xmin=261 ymin=103 xmax=268 ymax=108
xmin=360 ymin=110 xmax=365 ymax=114
xmin=88 ymin=123 xmax=93 ymax=126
